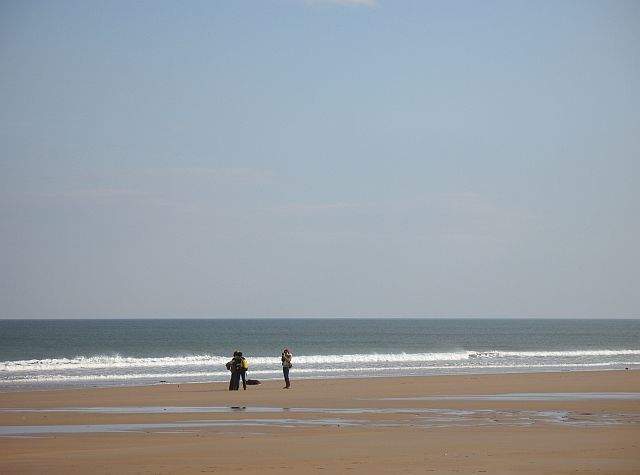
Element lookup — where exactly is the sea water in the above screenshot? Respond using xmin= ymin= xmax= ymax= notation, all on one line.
xmin=1 ymin=319 xmax=638 ymax=390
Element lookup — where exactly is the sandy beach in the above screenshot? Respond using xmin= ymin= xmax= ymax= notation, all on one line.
xmin=1 ymin=370 xmax=639 ymax=474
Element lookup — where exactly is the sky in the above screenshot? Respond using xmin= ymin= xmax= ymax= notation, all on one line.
xmin=1 ymin=0 xmax=638 ymax=318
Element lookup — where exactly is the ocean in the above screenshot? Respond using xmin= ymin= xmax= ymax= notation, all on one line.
xmin=1 ymin=319 xmax=639 ymax=391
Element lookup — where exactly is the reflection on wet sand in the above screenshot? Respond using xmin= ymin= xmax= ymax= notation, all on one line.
xmin=1 ymin=398 xmax=639 ymax=438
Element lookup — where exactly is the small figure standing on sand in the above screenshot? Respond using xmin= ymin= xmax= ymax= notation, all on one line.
xmin=226 ymin=351 xmax=243 ymax=391
xmin=237 ymin=351 xmax=248 ymax=390
xmin=281 ymin=348 xmax=292 ymax=389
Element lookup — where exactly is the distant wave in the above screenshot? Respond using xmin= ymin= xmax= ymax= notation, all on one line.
xmin=0 ymin=355 xmax=225 ymax=372
xmin=467 ymin=349 xmax=640 ymax=358
xmin=2 ymin=349 xmax=640 ymax=373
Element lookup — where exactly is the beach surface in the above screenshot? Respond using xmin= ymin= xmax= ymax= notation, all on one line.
xmin=1 ymin=370 xmax=639 ymax=474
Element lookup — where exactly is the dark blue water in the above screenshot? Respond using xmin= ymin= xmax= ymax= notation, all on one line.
xmin=1 ymin=319 xmax=639 ymax=390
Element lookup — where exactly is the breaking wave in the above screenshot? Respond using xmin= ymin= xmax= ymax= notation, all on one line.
xmin=2 ymin=349 xmax=639 ymax=374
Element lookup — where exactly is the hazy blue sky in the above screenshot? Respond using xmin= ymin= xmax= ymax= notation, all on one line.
xmin=1 ymin=0 xmax=638 ymax=318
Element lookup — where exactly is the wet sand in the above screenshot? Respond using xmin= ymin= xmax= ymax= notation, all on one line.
xmin=1 ymin=370 xmax=639 ymax=474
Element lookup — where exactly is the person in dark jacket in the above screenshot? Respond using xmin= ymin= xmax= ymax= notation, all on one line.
xmin=227 ymin=351 xmax=242 ymax=391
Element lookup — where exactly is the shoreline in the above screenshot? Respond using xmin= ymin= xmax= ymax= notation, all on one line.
xmin=1 ymin=370 xmax=639 ymax=474
xmin=2 ymin=366 xmax=637 ymax=394
xmin=1 ymin=368 xmax=638 ymax=400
